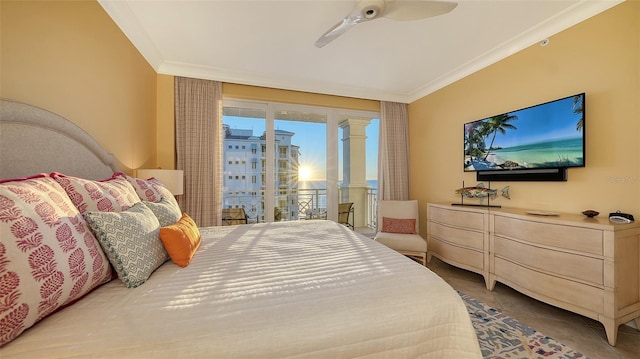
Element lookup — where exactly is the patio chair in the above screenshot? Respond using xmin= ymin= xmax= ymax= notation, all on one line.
xmin=338 ymin=202 xmax=354 ymax=230
xmin=221 ymin=207 xmax=248 ymax=226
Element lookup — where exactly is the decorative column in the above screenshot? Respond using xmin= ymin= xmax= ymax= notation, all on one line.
xmin=339 ymin=118 xmax=371 ymax=228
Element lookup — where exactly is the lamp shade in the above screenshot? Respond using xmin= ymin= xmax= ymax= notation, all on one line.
xmin=136 ymin=169 xmax=184 ymax=196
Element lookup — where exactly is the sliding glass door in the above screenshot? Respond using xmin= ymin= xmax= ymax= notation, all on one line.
xmin=221 ymin=103 xmax=267 ymax=222
xmin=222 ymin=99 xmax=378 ymax=226
xmin=273 ymin=108 xmax=327 ymax=222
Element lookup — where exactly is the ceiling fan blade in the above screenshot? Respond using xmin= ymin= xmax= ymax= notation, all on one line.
xmin=383 ymin=0 xmax=458 ymax=21
xmin=315 ymin=0 xmax=386 ymax=48
xmin=314 ymin=0 xmax=454 ymax=47
xmin=315 ymin=16 xmax=361 ymax=48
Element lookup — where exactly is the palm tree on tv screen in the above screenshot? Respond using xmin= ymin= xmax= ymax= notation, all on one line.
xmin=572 ymin=95 xmax=584 ymax=132
xmin=482 ymin=113 xmax=518 ymax=161
xmin=465 ymin=122 xmax=486 ymax=159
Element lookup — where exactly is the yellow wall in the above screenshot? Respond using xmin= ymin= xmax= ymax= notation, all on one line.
xmin=409 ymin=1 xmax=639 ymax=219
xmin=1 ymin=0 xmax=157 ymax=173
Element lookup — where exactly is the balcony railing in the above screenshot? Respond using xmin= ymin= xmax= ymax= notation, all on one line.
xmin=366 ymin=187 xmax=378 ymax=230
xmin=223 ymin=186 xmax=377 ymax=228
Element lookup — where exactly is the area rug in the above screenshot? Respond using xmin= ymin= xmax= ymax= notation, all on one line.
xmin=460 ymin=291 xmax=588 ymax=359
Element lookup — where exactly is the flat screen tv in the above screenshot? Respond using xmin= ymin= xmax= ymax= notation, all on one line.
xmin=464 ymin=93 xmax=585 ymax=178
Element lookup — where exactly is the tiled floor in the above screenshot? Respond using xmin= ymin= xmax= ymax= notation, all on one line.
xmin=426 ymin=257 xmax=640 ymax=359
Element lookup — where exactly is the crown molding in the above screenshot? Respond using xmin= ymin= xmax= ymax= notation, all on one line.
xmin=158 ymin=61 xmax=409 ymax=103
xmin=406 ymin=0 xmax=624 ymax=103
xmin=98 ymin=0 xmax=164 ymax=71
xmin=100 ymin=0 xmax=623 ymax=104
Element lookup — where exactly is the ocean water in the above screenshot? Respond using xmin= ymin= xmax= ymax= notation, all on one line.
xmin=492 ymin=137 xmax=583 ymax=168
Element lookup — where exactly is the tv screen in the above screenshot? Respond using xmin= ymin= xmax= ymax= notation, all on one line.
xmin=464 ymin=93 xmax=585 ymax=172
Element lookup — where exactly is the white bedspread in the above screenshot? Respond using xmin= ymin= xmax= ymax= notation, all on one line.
xmin=1 ymin=220 xmax=481 ymax=358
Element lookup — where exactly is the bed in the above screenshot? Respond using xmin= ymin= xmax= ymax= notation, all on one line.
xmin=0 ymin=99 xmax=482 ymax=358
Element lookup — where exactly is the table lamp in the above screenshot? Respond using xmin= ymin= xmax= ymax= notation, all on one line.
xmin=136 ymin=169 xmax=184 ymax=196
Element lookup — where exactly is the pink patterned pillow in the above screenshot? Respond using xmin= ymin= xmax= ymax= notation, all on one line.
xmin=51 ymin=173 xmax=139 ymax=214
xmin=114 ymin=172 xmax=181 ymax=215
xmin=381 ymin=217 xmax=417 ymax=234
xmin=0 ymin=175 xmax=112 ymax=345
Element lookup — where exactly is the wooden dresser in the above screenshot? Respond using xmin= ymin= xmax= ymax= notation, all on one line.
xmin=427 ymin=203 xmax=640 ymax=346
xmin=426 ymin=204 xmax=490 ymax=288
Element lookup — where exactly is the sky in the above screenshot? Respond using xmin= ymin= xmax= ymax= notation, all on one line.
xmin=223 ymin=116 xmax=379 ymax=181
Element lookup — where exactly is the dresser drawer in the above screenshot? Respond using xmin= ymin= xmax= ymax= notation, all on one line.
xmin=430 ymin=222 xmax=484 ymax=250
xmin=494 ymin=257 xmax=603 ymax=314
xmin=494 ymin=236 xmax=603 ymax=286
xmin=428 ymin=206 xmax=485 ymax=231
xmin=493 ymin=215 xmax=603 ymax=255
xmin=429 ymin=237 xmax=484 ymax=272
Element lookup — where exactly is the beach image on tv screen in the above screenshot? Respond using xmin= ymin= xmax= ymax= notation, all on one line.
xmin=464 ymin=94 xmax=585 ymax=172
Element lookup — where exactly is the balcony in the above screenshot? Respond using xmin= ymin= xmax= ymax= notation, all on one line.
xmin=222 ymin=186 xmax=378 ymax=234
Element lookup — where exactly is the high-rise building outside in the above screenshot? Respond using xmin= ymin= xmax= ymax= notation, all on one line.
xmin=222 ymin=124 xmax=300 ymax=221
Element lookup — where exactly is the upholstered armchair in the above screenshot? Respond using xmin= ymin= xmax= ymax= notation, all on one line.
xmin=374 ymin=200 xmax=427 ymax=266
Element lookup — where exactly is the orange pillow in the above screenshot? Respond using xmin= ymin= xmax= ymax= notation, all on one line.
xmin=381 ymin=217 xmax=416 ymax=234
xmin=159 ymin=213 xmax=201 ymax=267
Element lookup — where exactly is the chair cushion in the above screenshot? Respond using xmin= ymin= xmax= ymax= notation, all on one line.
xmin=374 ymin=232 xmax=427 ymax=253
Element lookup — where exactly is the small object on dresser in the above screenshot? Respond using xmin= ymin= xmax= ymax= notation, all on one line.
xmin=526 ymin=210 xmax=559 ymax=216
xmin=582 ymin=210 xmax=599 ymax=218
xmin=609 ymin=210 xmax=634 ymax=223
xmin=451 ymin=181 xmax=507 ymax=208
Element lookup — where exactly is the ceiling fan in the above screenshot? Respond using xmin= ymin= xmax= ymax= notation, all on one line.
xmin=315 ymin=0 xmax=458 ymax=48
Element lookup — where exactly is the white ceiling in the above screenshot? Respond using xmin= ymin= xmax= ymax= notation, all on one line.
xmin=99 ymin=0 xmax=622 ymax=103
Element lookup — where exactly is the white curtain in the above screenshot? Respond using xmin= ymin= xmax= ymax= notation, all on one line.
xmin=378 ymin=101 xmax=410 ymax=201
xmin=174 ymin=77 xmax=223 ymax=227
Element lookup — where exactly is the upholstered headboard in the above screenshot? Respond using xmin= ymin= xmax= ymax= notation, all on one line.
xmin=0 ymin=99 xmax=120 ymax=180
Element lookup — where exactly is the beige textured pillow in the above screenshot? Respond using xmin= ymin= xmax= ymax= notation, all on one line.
xmin=144 ymin=198 xmax=181 ymax=227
